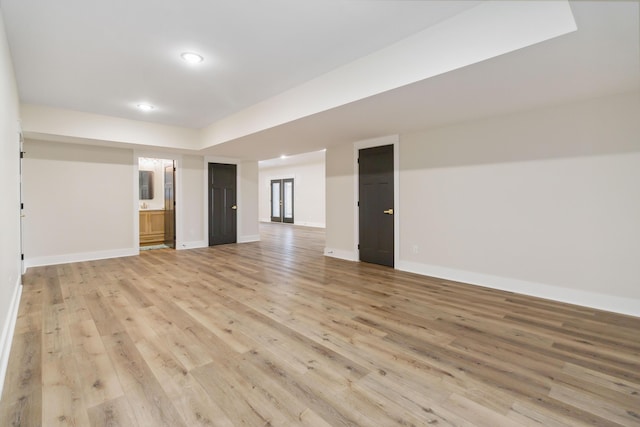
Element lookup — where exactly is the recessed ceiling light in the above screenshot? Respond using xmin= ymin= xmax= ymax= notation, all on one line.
xmin=180 ymin=52 xmax=204 ymax=64
xmin=137 ymin=103 xmax=155 ymax=112
xmin=280 ymin=155 xmax=287 ymax=159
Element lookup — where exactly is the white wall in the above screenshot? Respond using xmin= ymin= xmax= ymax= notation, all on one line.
xmin=21 ymin=142 xmax=259 ymax=265
xmin=0 ymin=8 xmax=23 ymax=396
xmin=23 ymin=140 xmax=136 ymax=266
xmin=22 ymin=143 xmax=215 ymax=261
xmin=325 ymin=91 xmax=640 ymax=316
xmin=259 ymin=155 xmax=326 ymax=227
xmin=325 ymin=143 xmax=357 ymax=260
xmin=239 ymin=161 xmax=260 ymax=242
xmin=179 ymin=155 xmax=206 ymax=249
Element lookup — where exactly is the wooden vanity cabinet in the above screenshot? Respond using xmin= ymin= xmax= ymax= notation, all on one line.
xmin=139 ymin=210 xmax=165 ymax=246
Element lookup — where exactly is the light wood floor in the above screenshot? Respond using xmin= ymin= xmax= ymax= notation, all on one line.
xmin=1 ymin=223 xmax=639 ymax=426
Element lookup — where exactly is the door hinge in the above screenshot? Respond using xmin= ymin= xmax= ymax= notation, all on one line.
xmin=20 ymin=151 xmax=25 ymax=158
xmin=20 ymin=203 xmax=24 ymax=210
xmin=357 ymin=201 xmax=359 ymax=207
xmin=357 ymin=244 xmax=360 ymax=250
xmin=173 ymin=167 xmax=176 ymax=172
xmin=21 ymin=254 xmax=24 ymax=261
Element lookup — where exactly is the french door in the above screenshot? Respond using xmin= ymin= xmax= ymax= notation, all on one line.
xmin=270 ymin=178 xmax=294 ymax=223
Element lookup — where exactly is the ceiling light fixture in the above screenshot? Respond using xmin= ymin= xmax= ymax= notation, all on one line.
xmin=280 ymin=155 xmax=287 ymax=159
xmin=137 ymin=103 xmax=155 ymax=112
xmin=180 ymin=52 xmax=204 ymax=64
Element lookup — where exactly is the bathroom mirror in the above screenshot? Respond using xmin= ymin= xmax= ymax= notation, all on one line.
xmin=139 ymin=171 xmax=154 ymax=200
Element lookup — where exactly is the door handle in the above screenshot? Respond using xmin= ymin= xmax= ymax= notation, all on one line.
xmin=231 ymin=205 xmax=237 ymax=210
xmin=383 ymin=209 xmax=394 ymax=215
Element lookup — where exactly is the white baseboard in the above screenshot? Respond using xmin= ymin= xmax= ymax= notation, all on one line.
xmin=176 ymin=240 xmax=208 ymax=250
xmin=25 ymin=247 xmax=139 ymax=270
xmin=294 ymin=222 xmax=326 ymax=228
xmin=324 ymin=247 xmax=359 ymax=262
xmin=238 ymin=235 xmax=260 ymax=243
xmin=260 ymin=220 xmax=325 ymax=229
xmin=397 ymin=260 xmax=640 ymax=318
xmin=0 ymin=278 xmax=22 ymax=397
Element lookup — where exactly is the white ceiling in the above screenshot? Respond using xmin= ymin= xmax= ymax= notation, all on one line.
xmin=1 ymin=0 xmax=478 ymax=128
xmin=2 ymin=1 xmax=639 ymax=162
xmin=208 ymin=1 xmax=639 ymax=160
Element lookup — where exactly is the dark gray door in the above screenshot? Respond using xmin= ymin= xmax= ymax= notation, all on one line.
xmin=209 ymin=163 xmax=237 ymax=245
xmin=164 ymin=163 xmax=175 ymax=248
xmin=359 ymin=145 xmax=394 ymax=267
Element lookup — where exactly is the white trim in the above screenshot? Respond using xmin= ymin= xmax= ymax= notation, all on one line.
xmin=397 ymin=260 xmax=640 ymax=317
xmin=324 ymin=247 xmax=359 ymax=262
xmin=260 ymin=219 xmax=325 ymax=228
xmin=294 ymin=221 xmax=325 ymax=228
xmin=176 ymin=240 xmax=208 ymax=250
xmin=236 ymin=162 xmax=245 ymax=242
xmin=238 ymin=234 xmax=260 ymax=244
xmin=0 ymin=279 xmax=23 ymax=397
xmin=174 ymin=159 xmax=183 ymax=250
xmin=25 ymin=248 xmax=138 ymax=269
xmin=353 ymin=135 xmax=400 ymax=266
xmin=133 ymin=153 xmax=140 ymax=252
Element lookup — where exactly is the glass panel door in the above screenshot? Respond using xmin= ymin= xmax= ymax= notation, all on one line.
xmin=270 ymin=180 xmax=281 ymax=222
xmin=283 ymin=178 xmax=294 ymax=223
xmin=270 ymin=178 xmax=294 ymax=223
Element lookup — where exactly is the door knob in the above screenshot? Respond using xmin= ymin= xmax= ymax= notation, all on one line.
xmin=231 ymin=205 xmax=237 ymax=210
xmin=383 ymin=209 xmax=394 ymax=215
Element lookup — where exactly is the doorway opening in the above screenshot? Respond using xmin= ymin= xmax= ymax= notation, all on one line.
xmin=138 ymin=157 xmax=176 ymax=250
xmin=270 ymin=178 xmax=294 ymax=223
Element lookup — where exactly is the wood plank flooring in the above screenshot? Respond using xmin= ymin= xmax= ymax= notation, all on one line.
xmin=1 ymin=223 xmax=639 ymax=426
